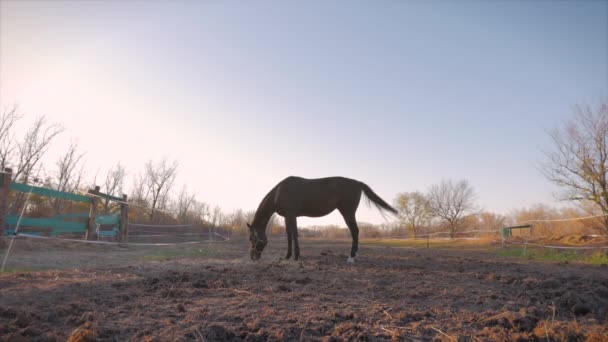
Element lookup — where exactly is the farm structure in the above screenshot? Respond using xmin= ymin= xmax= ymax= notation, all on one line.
xmin=0 ymin=168 xmax=129 ymax=241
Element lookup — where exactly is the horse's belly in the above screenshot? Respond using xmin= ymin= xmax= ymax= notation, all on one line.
xmin=299 ymin=207 xmax=336 ymax=218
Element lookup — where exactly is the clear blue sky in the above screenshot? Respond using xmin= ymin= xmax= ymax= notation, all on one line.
xmin=1 ymin=1 xmax=607 ymax=225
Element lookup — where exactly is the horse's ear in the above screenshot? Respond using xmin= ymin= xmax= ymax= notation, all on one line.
xmin=247 ymin=223 xmax=252 ymax=229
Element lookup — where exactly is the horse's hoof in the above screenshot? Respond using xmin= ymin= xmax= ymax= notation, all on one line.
xmin=347 ymin=257 xmax=355 ymax=264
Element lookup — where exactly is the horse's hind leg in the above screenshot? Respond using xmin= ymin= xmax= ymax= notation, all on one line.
xmin=341 ymin=211 xmax=359 ymax=263
xmin=285 ymin=218 xmax=293 ymax=259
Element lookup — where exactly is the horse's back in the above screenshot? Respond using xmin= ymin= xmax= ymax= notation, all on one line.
xmin=274 ymin=176 xmax=363 ymax=216
xmin=280 ymin=176 xmax=360 ymax=188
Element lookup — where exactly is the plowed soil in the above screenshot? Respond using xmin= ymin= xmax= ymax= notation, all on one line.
xmin=1 ymin=238 xmax=607 ymax=341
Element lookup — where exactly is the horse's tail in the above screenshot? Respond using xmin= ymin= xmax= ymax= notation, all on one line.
xmin=360 ymin=182 xmax=398 ymax=217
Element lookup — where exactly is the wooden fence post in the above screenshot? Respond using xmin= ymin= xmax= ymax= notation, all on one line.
xmin=119 ymin=194 xmax=129 ymax=243
xmin=0 ymin=168 xmax=12 ymax=238
xmin=86 ymin=186 xmax=100 ymax=240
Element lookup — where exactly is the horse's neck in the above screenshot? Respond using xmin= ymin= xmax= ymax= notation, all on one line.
xmin=252 ymin=189 xmax=276 ymax=230
xmin=252 ymin=206 xmax=274 ymax=231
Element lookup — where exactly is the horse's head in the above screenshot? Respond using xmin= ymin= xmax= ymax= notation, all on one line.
xmin=247 ymin=223 xmax=267 ymax=261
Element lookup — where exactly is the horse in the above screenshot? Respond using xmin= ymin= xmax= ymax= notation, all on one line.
xmin=247 ymin=176 xmax=398 ymax=263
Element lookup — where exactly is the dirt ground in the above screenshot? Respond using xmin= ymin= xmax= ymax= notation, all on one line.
xmin=0 ymin=237 xmax=607 ymax=341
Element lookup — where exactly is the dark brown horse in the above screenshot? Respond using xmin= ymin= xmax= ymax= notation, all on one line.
xmin=247 ymin=176 xmax=397 ymax=263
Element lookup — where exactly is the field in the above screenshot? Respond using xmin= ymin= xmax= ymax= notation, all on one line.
xmin=1 ymin=237 xmax=607 ymax=341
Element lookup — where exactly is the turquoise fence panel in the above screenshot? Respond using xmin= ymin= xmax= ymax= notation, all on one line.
xmin=97 ymin=229 xmax=118 ymax=237
xmin=96 ymin=215 xmax=119 ymax=226
xmin=50 ymin=226 xmax=89 ymax=236
xmin=6 ymin=216 xmax=87 ymax=232
xmin=55 ymin=212 xmax=90 ymax=219
xmin=3 ymin=215 xmax=120 ymax=236
xmin=10 ymin=182 xmax=91 ymax=203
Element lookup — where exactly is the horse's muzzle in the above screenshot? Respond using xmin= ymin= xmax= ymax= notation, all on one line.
xmin=250 ymin=238 xmax=266 ymax=261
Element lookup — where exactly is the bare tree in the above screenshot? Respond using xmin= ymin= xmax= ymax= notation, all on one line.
xmin=9 ymin=116 xmax=64 ymax=214
xmin=230 ymin=208 xmax=246 ymax=234
xmin=130 ymin=173 xmax=149 ymax=204
xmin=208 ymin=205 xmax=222 ymax=228
xmin=176 ymin=185 xmax=196 ymax=224
xmin=14 ymin=116 xmax=64 ymax=184
xmin=394 ymin=191 xmax=432 ymax=238
xmin=510 ymin=203 xmax=558 ymax=237
xmin=52 ymin=141 xmax=86 ymax=214
xmin=102 ymin=162 xmax=126 ymax=214
xmin=428 ymin=179 xmax=478 ymax=239
xmin=190 ymin=200 xmax=209 ymax=225
xmin=127 ymin=172 xmax=150 ymax=223
xmin=541 ymin=101 xmax=608 ymax=236
xmin=54 ymin=142 xmax=86 ymax=192
xmin=0 ymin=104 xmax=22 ymax=169
xmin=478 ymin=211 xmax=506 ymax=231
xmin=144 ymin=158 xmax=178 ymax=223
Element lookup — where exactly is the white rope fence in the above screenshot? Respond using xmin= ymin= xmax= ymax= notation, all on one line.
xmin=83 ymin=190 xmax=225 ymax=244
xmin=388 ymin=215 xmax=608 ymax=251
xmin=8 ymin=231 xmax=229 ymax=247
xmin=503 ymin=240 xmax=608 ymax=250
xmin=129 ymin=223 xmax=199 ymax=228
xmin=518 ymin=213 xmax=608 ymax=224
xmin=3 ymin=174 xmax=607 ymax=272
xmin=0 ymin=176 xmax=230 ymax=272
xmin=418 ymin=229 xmax=501 ymax=238
xmin=1 ymin=169 xmax=45 ymax=273
xmin=504 ymin=214 xmax=608 ymax=251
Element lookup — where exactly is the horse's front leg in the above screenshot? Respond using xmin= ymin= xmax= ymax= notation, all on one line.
xmin=285 ymin=221 xmax=293 ymax=259
xmin=286 ymin=216 xmax=299 ymax=260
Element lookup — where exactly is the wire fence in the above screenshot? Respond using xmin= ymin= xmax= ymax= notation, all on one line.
xmin=2 ymin=175 xmax=607 ymax=274
xmin=9 ymin=231 xmax=230 ymax=247
xmin=0 ymin=176 xmax=235 ymax=273
xmin=386 ymin=218 xmax=608 ymax=251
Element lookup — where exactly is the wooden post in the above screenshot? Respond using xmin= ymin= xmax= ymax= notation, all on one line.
xmin=86 ymin=186 xmax=100 ymax=240
xmin=119 ymin=194 xmax=129 ymax=243
xmin=0 ymin=168 xmax=12 ymax=238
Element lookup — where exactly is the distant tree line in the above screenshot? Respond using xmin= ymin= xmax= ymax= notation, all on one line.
xmin=389 ymin=100 xmax=608 ymax=238
xmin=1 ymin=100 xmax=606 ymax=238
xmin=0 ymin=104 xmax=270 ymax=236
